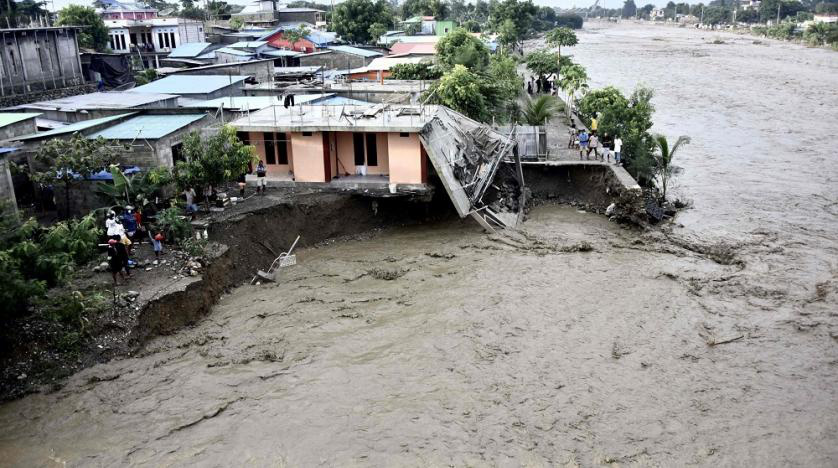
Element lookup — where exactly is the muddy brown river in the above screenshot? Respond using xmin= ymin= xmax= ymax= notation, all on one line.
xmin=1 ymin=22 xmax=837 ymax=466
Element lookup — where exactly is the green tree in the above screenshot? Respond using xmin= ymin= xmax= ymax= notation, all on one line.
xmin=389 ymin=62 xmax=442 ymax=80
xmin=57 ymin=5 xmax=110 ymax=51
xmin=520 ymin=95 xmax=561 ymax=125
xmin=759 ymin=0 xmax=806 ymax=22
xmin=172 ymin=126 xmax=256 ymax=211
xmin=652 ymin=134 xmax=690 ymax=201
xmin=332 ymin=0 xmax=394 ymax=44
xmin=623 ymin=0 xmax=638 ymax=17
xmin=524 ymin=49 xmax=562 ymax=83
xmin=804 ymin=21 xmax=838 ymax=45
xmin=556 ymin=13 xmax=584 ymax=29
xmin=578 ymin=86 xmax=657 ymax=184
xmin=283 ymin=24 xmax=311 ymax=47
xmin=462 ymin=19 xmax=481 ymax=32
xmin=486 ymin=52 xmax=523 ymax=121
xmin=488 ymin=0 xmax=538 ymax=49
xmin=545 ymin=27 xmax=578 ymax=60
xmin=436 ymin=28 xmax=491 ymax=72
xmin=368 ymin=22 xmax=388 ymax=42
xmin=134 ymin=68 xmax=158 ymax=85
xmin=31 ymin=134 xmax=120 ymax=218
xmin=427 ymin=65 xmax=490 ymax=122
xmin=229 ymin=17 xmax=244 ymax=30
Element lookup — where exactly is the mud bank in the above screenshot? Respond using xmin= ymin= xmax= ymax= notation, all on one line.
xmin=132 ymin=191 xmax=458 ymax=348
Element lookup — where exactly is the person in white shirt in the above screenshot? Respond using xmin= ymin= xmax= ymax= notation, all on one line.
xmin=105 ymin=211 xmax=124 ymax=238
xmin=613 ymin=137 xmax=623 ymax=165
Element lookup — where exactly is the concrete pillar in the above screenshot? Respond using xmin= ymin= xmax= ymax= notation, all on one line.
xmin=13 ymin=33 xmax=30 ymax=93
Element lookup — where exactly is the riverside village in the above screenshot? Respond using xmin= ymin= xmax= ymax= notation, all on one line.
xmin=0 ymin=0 xmax=836 ymax=465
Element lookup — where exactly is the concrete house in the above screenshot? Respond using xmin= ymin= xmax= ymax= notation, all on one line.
xmin=297 ymin=46 xmax=383 ymax=71
xmin=230 ymin=104 xmax=442 ymax=193
xmin=0 ymin=113 xmax=40 ymax=141
xmin=0 ymin=26 xmax=86 ymax=99
xmin=233 ymin=1 xmax=325 ymax=27
xmin=98 ymin=0 xmax=205 ymax=57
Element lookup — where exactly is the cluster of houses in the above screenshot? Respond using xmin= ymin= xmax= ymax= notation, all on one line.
xmin=0 ymin=1 xmax=515 ymax=226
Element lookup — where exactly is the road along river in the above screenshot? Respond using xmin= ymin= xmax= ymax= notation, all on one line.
xmin=0 ymin=22 xmax=836 ymax=466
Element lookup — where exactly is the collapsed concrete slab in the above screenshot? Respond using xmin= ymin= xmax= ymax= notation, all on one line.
xmin=419 ymin=107 xmax=521 ymax=231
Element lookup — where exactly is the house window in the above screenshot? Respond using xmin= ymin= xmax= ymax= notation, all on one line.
xmin=399 ymin=132 xmax=409 ymax=137
xmin=277 ymin=133 xmax=288 ymax=164
xmin=168 ymin=32 xmax=176 ymax=48
xmin=172 ymin=143 xmax=184 ymax=163
xmin=302 ymin=131 xmax=312 ymax=136
xmin=157 ymin=32 xmax=164 ymax=49
xmin=264 ymin=132 xmax=276 ymax=164
xmin=365 ymin=134 xmax=378 ymax=166
xmin=236 ymin=131 xmax=250 ymax=145
xmin=353 ymin=133 xmax=365 ymax=166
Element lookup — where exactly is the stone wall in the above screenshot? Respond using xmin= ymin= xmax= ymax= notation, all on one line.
xmin=298 ymin=51 xmax=369 ymax=71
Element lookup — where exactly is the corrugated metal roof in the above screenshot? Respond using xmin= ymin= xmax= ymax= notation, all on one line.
xmin=168 ymin=42 xmax=212 ymax=58
xmin=215 ymin=47 xmax=256 ymax=56
xmin=262 ymin=49 xmax=301 ymax=57
xmin=87 ymin=114 xmax=206 ymax=140
xmin=127 ymin=75 xmax=249 ymax=95
xmin=10 ymin=92 xmax=177 ymax=111
xmin=229 ymin=41 xmax=268 ymax=48
xmin=326 ymin=45 xmax=382 ymax=58
xmin=0 ymin=112 xmax=41 ymax=128
xmin=15 ymin=113 xmax=135 ymax=141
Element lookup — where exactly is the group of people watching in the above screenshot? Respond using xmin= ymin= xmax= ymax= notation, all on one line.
xmin=104 ymin=206 xmax=164 ymax=284
xmin=568 ymin=116 xmax=623 ymax=165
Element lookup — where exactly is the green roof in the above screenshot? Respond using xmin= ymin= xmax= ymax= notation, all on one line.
xmin=0 ymin=112 xmax=41 ymax=128
xmin=86 ymin=114 xmax=206 ymax=140
xmin=15 ymin=113 xmax=135 ymax=141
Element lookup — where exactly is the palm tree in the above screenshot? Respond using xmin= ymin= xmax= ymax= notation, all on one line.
xmin=652 ymin=134 xmax=690 ymax=201
xmin=521 ymin=95 xmax=561 ymax=126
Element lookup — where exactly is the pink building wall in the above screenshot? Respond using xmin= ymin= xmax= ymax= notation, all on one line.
xmin=290 ymin=132 xmax=327 ymax=182
xmin=250 ymin=131 xmax=293 ymax=176
xmin=334 ymin=132 xmax=390 ymax=176
xmin=387 ymin=132 xmax=425 ymax=184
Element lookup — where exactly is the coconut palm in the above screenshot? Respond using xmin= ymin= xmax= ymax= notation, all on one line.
xmin=652 ymin=134 xmax=690 ymax=201
xmin=520 ymin=95 xmax=561 ymax=126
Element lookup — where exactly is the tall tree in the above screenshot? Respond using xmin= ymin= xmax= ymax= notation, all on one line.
xmin=428 ymin=65 xmax=490 ymax=122
xmin=172 ymin=126 xmax=255 ymax=211
xmin=545 ymin=27 xmax=578 ymax=61
xmin=30 ymin=134 xmax=120 ymax=218
xmin=622 ymin=0 xmax=638 ymax=18
xmin=56 ymin=5 xmax=110 ymax=51
xmin=435 ymin=28 xmax=491 ymax=72
xmin=332 ymin=0 xmax=393 ymax=44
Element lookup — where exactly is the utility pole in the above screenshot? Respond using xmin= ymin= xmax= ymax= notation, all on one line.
xmin=700 ymin=6 xmax=704 ymax=24
xmin=776 ymin=2 xmax=781 ymax=23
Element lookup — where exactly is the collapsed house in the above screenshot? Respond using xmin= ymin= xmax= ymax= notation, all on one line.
xmin=230 ymin=103 xmax=523 ymax=230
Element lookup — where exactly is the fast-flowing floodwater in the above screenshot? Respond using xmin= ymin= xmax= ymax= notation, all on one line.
xmin=1 ymin=22 xmax=837 ymax=466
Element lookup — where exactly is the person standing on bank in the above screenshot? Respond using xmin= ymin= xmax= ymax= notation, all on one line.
xmin=256 ymin=160 xmax=267 ymax=195
xmin=588 ymin=133 xmax=600 ymax=160
xmin=613 ymin=136 xmax=623 ymax=165
xmin=578 ymin=129 xmax=589 ymax=160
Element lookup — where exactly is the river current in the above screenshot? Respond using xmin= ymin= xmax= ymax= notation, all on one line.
xmin=0 ymin=21 xmax=836 ymax=466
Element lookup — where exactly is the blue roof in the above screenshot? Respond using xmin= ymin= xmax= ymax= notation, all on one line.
xmin=215 ymin=47 xmax=256 ymax=57
xmin=15 ymin=113 xmax=135 ymax=141
xmin=326 ymin=45 xmax=382 ymax=58
xmin=168 ymin=42 xmax=212 ymax=58
xmin=314 ymin=96 xmax=371 ymax=106
xmin=128 ymin=75 xmax=249 ymax=95
xmin=87 ymin=114 xmax=206 ymax=140
xmin=0 ymin=147 xmax=20 ymax=155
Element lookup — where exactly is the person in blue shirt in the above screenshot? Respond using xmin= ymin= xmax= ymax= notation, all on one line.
xmin=122 ymin=206 xmax=138 ymax=244
xmin=578 ymin=130 xmax=589 ymax=160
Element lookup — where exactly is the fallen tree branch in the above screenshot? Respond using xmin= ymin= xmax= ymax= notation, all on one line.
xmin=708 ymin=335 xmax=744 ymax=346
